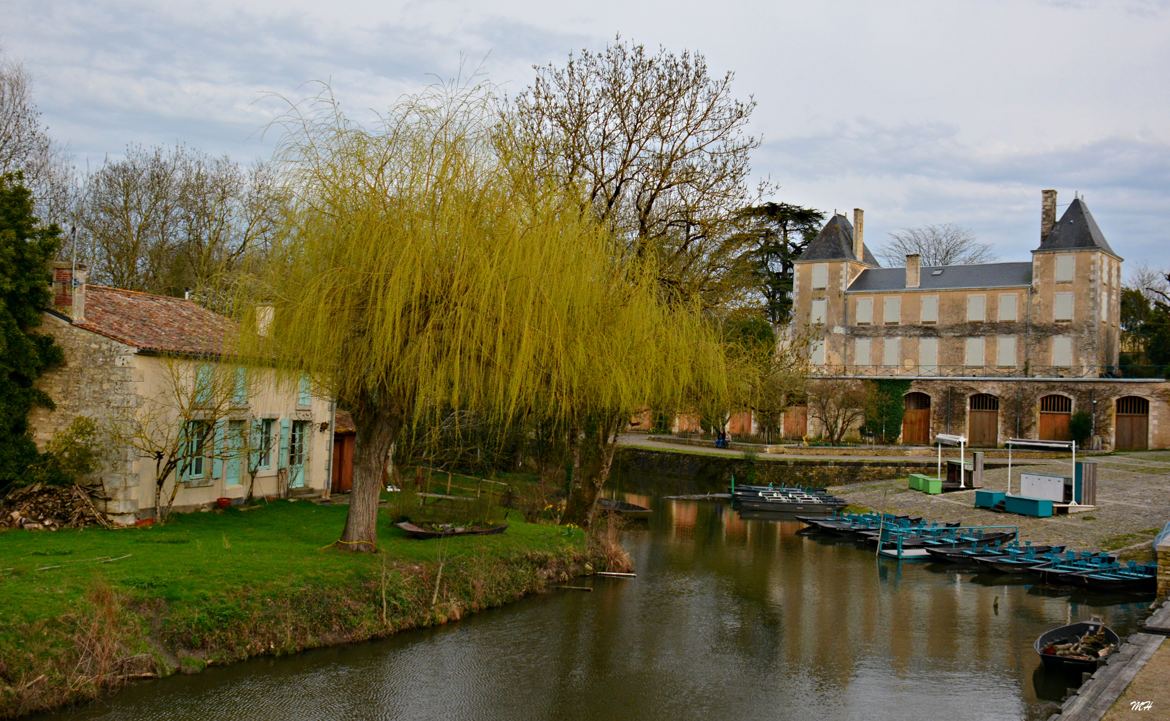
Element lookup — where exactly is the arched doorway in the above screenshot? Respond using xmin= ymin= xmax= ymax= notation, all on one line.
xmin=902 ymin=392 xmax=931 ymax=444
xmin=1115 ymin=396 xmax=1149 ymax=450
xmin=968 ymin=394 xmax=999 ymax=446
xmin=782 ymin=405 xmax=808 ymax=440
xmin=1038 ymin=394 xmax=1072 ymax=441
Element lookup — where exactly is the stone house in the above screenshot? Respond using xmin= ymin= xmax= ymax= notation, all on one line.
xmin=30 ymin=264 xmax=334 ymax=524
xmin=789 ymin=190 xmax=1168 ymax=449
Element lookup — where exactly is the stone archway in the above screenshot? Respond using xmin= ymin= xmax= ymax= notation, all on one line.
xmin=1115 ymin=396 xmax=1149 ymax=451
xmin=1038 ymin=394 xmax=1072 ymax=441
xmin=968 ymin=393 xmax=1000 ymax=447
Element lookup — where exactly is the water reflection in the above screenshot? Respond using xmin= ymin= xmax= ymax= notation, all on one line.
xmin=37 ymin=495 xmax=1149 ymax=721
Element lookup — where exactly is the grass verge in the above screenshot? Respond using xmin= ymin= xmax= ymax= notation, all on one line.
xmin=0 ymin=500 xmax=599 ymax=718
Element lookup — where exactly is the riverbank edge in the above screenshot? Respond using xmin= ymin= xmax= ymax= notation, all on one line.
xmin=1 ymin=540 xmax=606 ymax=719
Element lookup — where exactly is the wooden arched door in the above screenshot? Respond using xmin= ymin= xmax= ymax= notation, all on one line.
xmin=968 ymin=394 xmax=1000 ymax=447
xmin=1038 ymin=395 xmax=1072 ymax=441
xmin=902 ymin=392 xmax=931 ymax=445
xmin=1115 ymin=396 xmax=1149 ymax=451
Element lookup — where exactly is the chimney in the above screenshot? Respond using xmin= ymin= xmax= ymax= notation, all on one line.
xmin=852 ymin=208 xmax=865 ymax=261
xmin=1041 ymin=189 xmax=1057 ymax=241
xmin=905 ymin=254 xmax=921 ymax=289
xmin=50 ymin=261 xmax=87 ymax=322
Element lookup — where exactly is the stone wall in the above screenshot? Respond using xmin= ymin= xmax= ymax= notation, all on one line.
xmin=29 ymin=313 xmax=142 ymax=524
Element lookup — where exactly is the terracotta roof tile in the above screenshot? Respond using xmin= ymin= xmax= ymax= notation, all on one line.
xmin=75 ymin=286 xmax=236 ymax=356
xmin=334 ymin=409 xmax=356 ymax=434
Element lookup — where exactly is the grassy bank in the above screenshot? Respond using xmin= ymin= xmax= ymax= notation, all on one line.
xmin=0 ymin=500 xmax=597 ymax=718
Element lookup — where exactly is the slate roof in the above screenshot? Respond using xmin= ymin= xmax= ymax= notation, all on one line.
xmin=1037 ymin=198 xmax=1118 ymax=256
xmin=797 ymin=214 xmax=879 ymax=265
xmin=847 ymin=262 xmax=1033 ymax=292
xmin=75 ymin=285 xmax=236 ymax=356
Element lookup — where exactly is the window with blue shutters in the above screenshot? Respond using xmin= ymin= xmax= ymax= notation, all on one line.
xmin=278 ymin=418 xmax=290 ymax=470
xmin=180 ymin=420 xmax=209 ymax=482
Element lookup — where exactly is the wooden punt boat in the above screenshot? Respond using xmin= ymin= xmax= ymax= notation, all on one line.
xmin=1035 ymin=619 xmax=1120 ymax=673
xmin=597 ymin=498 xmax=652 ymax=518
xmin=395 ymin=521 xmax=508 ymax=539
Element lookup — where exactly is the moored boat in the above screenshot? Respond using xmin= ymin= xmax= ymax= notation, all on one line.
xmin=395 ymin=520 xmax=508 ymax=539
xmin=597 ymin=498 xmax=652 ymax=518
xmin=1034 ymin=618 xmax=1120 ymax=673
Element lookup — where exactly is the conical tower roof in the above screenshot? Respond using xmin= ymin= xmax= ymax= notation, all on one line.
xmin=1038 ymin=198 xmax=1117 ymax=256
xmin=796 ymin=214 xmax=878 ymax=265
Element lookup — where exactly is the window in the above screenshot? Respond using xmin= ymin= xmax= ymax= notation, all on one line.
xmin=856 ymin=297 xmax=873 ymax=325
xmin=810 ymin=340 xmax=825 ymax=365
xmin=1054 ymin=255 xmax=1075 ymax=282
xmin=996 ymin=336 xmax=1017 ymax=367
xmin=254 ymin=418 xmax=274 ymax=470
xmin=1052 ymin=335 xmax=1073 ymax=367
xmin=965 ymin=337 xmax=985 ymax=366
xmin=1054 ymin=292 xmax=1074 ymax=321
xmin=920 ymin=295 xmax=939 ymax=324
xmin=883 ymin=297 xmax=901 ymax=325
xmin=810 ymin=299 xmax=827 ymax=324
xmin=919 ymin=338 xmax=938 ymax=374
xmin=180 ymin=420 xmax=210 ymax=482
xmin=854 ymin=338 xmax=871 ymax=366
xmin=882 ymin=337 xmax=901 ymax=367
xmin=811 ymin=264 xmax=828 ymax=289
xmin=967 ymin=294 xmax=986 ymax=322
xmin=997 ymin=293 xmax=1017 ymax=322
xmin=1100 ymin=289 xmax=1109 ymax=322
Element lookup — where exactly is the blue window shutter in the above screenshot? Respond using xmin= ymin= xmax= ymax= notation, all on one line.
xmin=234 ymin=368 xmax=247 ymax=405
xmin=195 ymin=365 xmax=212 ymax=405
xmin=298 ymin=374 xmax=311 ymax=407
xmin=212 ymin=420 xmax=225 ymax=479
xmin=278 ymin=419 xmax=290 ymax=470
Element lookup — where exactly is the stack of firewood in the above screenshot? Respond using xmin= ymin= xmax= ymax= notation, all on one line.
xmin=1 ymin=483 xmax=111 ymax=530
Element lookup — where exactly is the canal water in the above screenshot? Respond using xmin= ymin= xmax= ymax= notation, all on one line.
xmin=42 ymin=496 xmax=1151 ymax=721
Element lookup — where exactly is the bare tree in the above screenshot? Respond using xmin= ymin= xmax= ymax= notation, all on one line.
xmin=805 ymin=379 xmax=868 ymax=445
xmin=507 ymin=36 xmax=762 ymax=308
xmin=107 ymin=359 xmax=240 ymax=523
xmin=878 ymin=223 xmax=995 ymax=267
xmin=0 ymin=51 xmax=72 ymax=224
xmin=1128 ymin=264 xmax=1170 ymax=304
xmin=74 ymin=144 xmax=286 ymax=303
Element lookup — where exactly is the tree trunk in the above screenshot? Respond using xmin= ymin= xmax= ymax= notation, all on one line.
xmin=561 ymin=412 xmax=624 ymax=527
xmin=340 ymin=404 xmax=402 ymax=552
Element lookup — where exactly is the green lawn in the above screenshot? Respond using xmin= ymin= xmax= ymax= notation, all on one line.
xmin=0 ymin=500 xmax=589 ymax=717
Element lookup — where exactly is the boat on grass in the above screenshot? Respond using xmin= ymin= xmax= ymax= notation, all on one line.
xmin=395 ymin=520 xmax=508 ymax=539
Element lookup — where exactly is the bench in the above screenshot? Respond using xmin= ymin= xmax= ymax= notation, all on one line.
xmin=974 ymin=489 xmax=1006 ymax=510
xmin=1003 ymin=494 xmax=1054 ymax=518
xmin=908 ymin=473 xmax=942 ymax=495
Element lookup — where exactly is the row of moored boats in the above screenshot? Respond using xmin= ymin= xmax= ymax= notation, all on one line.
xmin=795 ymin=510 xmax=1159 ymax=593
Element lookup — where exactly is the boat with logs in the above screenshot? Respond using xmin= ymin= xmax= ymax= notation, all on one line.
xmin=1035 ymin=618 xmax=1120 ymax=673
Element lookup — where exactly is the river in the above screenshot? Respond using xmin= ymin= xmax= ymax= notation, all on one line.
xmin=39 ymin=495 xmax=1150 ymax=721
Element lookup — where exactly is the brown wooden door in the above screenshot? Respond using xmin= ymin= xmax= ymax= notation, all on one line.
xmin=783 ymin=405 xmax=808 ymax=439
xmin=1038 ymin=395 xmax=1072 ymax=441
xmin=1115 ymin=396 xmax=1149 ymax=450
xmin=331 ymin=434 xmax=354 ymax=493
xmin=968 ymin=394 xmax=999 ymax=447
xmin=901 ymin=392 xmax=931 ymax=444
xmin=728 ymin=411 xmax=753 ymax=437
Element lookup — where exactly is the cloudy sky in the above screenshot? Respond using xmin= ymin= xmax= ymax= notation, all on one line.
xmin=4 ymin=0 xmax=1168 ymax=271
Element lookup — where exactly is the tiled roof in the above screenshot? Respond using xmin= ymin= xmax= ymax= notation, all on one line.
xmin=848 ymin=262 xmax=1033 ymax=292
xmin=334 ymin=409 xmax=356 ymax=434
xmin=796 ymin=214 xmax=879 ymax=265
xmin=1037 ymin=198 xmax=1118 ymax=256
xmin=75 ymin=285 xmax=236 ymax=356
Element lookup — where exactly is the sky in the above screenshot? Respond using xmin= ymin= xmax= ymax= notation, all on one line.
xmin=4 ymin=0 xmax=1169 ymax=272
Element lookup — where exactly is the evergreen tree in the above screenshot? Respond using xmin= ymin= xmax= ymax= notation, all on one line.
xmin=0 ymin=172 xmax=63 ymax=491
xmin=735 ymin=202 xmax=825 ymax=325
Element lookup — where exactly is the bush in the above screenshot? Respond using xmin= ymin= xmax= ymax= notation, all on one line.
xmin=1069 ymin=410 xmax=1093 ymax=445
xmin=24 ymin=416 xmax=101 ymax=486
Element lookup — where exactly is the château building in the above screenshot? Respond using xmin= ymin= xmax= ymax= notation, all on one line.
xmin=789 ymin=190 xmax=1167 ymax=450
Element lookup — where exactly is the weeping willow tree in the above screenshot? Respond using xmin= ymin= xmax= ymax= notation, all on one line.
xmin=236 ymin=85 xmax=730 ymax=551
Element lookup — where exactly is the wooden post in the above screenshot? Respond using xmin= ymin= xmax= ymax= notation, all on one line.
xmin=446 ymin=471 xmax=453 ymax=496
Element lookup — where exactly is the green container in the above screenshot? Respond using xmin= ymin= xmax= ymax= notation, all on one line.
xmin=923 ymin=477 xmax=942 ymax=495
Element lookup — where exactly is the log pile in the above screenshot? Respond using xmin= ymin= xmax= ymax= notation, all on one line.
xmin=1042 ymin=627 xmax=1117 ymax=663
xmin=1 ymin=483 xmax=111 ymax=530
